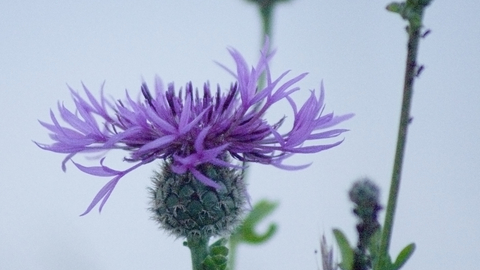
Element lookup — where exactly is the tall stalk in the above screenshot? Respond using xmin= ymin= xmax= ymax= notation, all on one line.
xmin=376 ymin=1 xmax=432 ymax=269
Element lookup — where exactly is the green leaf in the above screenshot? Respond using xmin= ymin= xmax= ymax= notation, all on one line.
xmin=236 ymin=200 xmax=279 ymax=244
xmin=211 ymin=254 xmax=228 ymax=265
xmin=384 ymin=253 xmax=394 ymax=270
xmin=202 ymin=253 xmax=228 ymax=270
xmin=202 ymin=256 xmax=218 ymax=270
xmin=210 ymin=238 xmax=228 ymax=248
xmin=391 ymin=243 xmax=415 ymax=270
xmin=210 ymin=246 xmax=229 ymax=257
xmin=386 ymin=2 xmax=404 ymax=13
xmin=333 ymin=229 xmax=354 ymax=270
xmin=387 ymin=0 xmax=432 ymax=31
xmin=202 ymin=238 xmax=229 ymax=270
xmin=367 ymin=228 xmax=382 ymax=267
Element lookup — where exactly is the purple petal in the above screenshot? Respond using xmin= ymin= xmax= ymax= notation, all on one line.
xmin=78 ymin=161 xmax=146 ymax=215
xmin=72 ymin=159 xmax=120 ymax=176
xmin=136 ymin=135 xmax=176 ymax=155
xmin=190 ymin=167 xmax=221 ymax=189
xmin=272 ymin=161 xmax=312 ymax=171
xmin=194 ymin=126 xmax=211 ymax=152
xmin=80 ymin=177 xmax=120 ymax=216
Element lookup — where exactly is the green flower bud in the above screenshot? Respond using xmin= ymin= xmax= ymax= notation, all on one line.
xmin=349 ymin=178 xmax=382 ymax=270
xmin=149 ymin=158 xmax=247 ymax=239
xmin=349 ymin=178 xmax=380 ymax=208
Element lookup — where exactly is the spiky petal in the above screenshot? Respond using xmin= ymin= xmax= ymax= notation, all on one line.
xmin=36 ymin=41 xmax=353 ymax=215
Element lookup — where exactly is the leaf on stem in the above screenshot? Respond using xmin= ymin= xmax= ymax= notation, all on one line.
xmin=367 ymin=228 xmax=382 ymax=268
xmin=391 ymin=243 xmax=416 ymax=270
xmin=202 ymin=238 xmax=230 ymax=270
xmin=332 ymin=229 xmax=354 ymax=270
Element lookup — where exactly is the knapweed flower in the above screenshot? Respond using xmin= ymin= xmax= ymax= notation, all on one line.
xmin=35 ymin=42 xmax=353 ymax=220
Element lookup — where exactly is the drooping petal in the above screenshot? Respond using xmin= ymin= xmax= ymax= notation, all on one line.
xmin=78 ymin=161 xmax=146 ymax=215
xmin=190 ymin=167 xmax=221 ymax=189
xmin=80 ymin=177 xmax=120 ymax=216
xmin=72 ymin=158 xmax=121 ymax=177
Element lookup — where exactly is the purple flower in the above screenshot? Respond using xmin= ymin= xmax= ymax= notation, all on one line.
xmin=36 ymin=42 xmax=353 ymax=215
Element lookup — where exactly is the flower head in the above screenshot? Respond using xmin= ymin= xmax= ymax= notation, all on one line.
xmin=36 ymin=41 xmax=353 ymax=215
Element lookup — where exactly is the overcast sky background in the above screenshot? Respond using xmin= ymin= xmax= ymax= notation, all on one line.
xmin=1 ymin=1 xmax=479 ymax=269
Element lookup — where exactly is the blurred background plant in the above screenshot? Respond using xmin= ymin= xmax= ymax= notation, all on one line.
xmin=2 ymin=0 xmax=477 ymax=269
xmin=234 ymin=1 xmax=433 ymax=270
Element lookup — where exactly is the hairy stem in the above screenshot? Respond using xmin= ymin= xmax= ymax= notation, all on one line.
xmin=187 ymin=235 xmax=210 ymax=270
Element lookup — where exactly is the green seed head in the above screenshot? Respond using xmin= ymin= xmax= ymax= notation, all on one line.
xmin=149 ymin=159 xmax=247 ymax=239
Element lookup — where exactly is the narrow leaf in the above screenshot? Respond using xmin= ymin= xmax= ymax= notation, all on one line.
xmin=392 ymin=243 xmax=416 ymax=270
xmin=367 ymin=228 xmax=382 ymax=267
xmin=333 ymin=228 xmax=354 ymax=270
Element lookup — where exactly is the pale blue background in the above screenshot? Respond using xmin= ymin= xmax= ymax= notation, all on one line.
xmin=1 ymin=1 xmax=479 ymax=269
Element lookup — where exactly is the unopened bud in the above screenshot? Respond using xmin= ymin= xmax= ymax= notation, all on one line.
xmin=149 ymin=159 xmax=247 ymax=239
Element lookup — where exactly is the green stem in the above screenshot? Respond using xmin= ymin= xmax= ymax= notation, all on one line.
xmin=376 ymin=5 xmax=426 ymax=270
xmin=260 ymin=4 xmax=273 ymax=48
xmin=227 ymin=237 xmax=239 ymax=270
xmin=187 ymin=235 xmax=210 ymax=270
xmin=258 ymin=3 xmax=273 ymax=92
